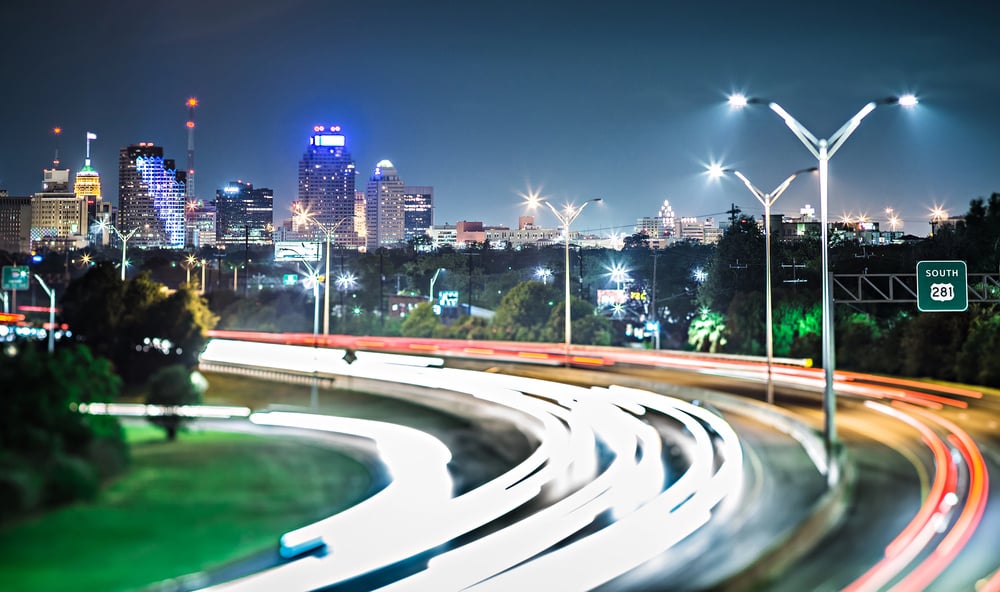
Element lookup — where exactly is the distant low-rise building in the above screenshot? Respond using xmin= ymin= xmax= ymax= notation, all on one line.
xmin=32 ymin=169 xmax=88 ymax=251
xmin=674 ymin=217 xmax=722 ymax=244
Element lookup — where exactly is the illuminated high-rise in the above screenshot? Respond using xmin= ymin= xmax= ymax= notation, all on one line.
xmin=364 ymin=160 xmax=406 ymax=250
xmin=403 ymin=186 xmax=433 ymax=241
xmin=74 ymin=132 xmax=108 ymax=246
xmin=297 ymin=125 xmax=359 ymax=247
xmin=118 ymin=143 xmax=187 ymax=249
xmin=215 ymin=181 xmax=273 ymax=246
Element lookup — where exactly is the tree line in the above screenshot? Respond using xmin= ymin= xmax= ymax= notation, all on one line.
xmin=693 ymin=192 xmax=1000 ymax=386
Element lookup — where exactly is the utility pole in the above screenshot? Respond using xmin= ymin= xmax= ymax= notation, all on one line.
xmin=726 ymin=203 xmax=742 ymax=226
xmin=782 ymin=260 xmax=807 ymax=284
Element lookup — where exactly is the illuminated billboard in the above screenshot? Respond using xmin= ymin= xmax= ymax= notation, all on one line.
xmin=313 ymin=134 xmax=345 ymax=147
xmin=597 ymin=289 xmax=627 ymax=306
xmin=274 ymin=241 xmax=321 ymax=262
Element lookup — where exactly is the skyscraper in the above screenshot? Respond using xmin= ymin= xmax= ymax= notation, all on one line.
xmin=297 ymin=125 xmax=357 ymax=245
xmin=403 ymin=186 xmax=433 ymax=241
xmin=0 ymin=193 xmax=32 ymax=254
xmin=74 ymin=132 xmax=108 ymax=246
xmin=118 ymin=143 xmax=187 ymax=249
xmin=364 ymin=160 xmax=405 ymax=250
xmin=215 ymin=180 xmax=274 ymax=246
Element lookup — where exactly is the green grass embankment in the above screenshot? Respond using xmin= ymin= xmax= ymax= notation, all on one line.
xmin=0 ymin=425 xmax=372 ymax=592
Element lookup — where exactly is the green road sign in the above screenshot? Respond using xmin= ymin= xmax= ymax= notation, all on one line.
xmin=1 ymin=266 xmax=30 ymax=291
xmin=282 ymin=274 xmax=299 ymax=286
xmin=916 ymin=260 xmax=968 ymax=312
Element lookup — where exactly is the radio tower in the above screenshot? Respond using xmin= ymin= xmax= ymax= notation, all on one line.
xmin=52 ymin=126 xmax=63 ymax=166
xmin=185 ymin=97 xmax=198 ymax=199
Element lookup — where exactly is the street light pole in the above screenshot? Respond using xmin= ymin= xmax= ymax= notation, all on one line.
xmin=99 ymin=216 xmax=138 ymax=281
xmin=429 ymin=267 xmax=445 ymax=303
xmin=294 ymin=207 xmax=353 ymax=335
xmin=729 ymin=92 xmax=916 ymax=477
xmin=33 ymin=274 xmax=55 ymax=354
xmin=542 ymin=198 xmax=602 ymax=354
xmin=715 ymin=166 xmax=816 ymax=404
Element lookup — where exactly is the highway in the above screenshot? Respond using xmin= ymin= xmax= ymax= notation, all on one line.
xmin=124 ymin=331 xmax=1000 ymax=590
xmin=186 ymin=339 xmax=840 ymax=591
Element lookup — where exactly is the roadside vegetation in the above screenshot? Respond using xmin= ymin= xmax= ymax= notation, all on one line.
xmin=0 ymin=425 xmax=373 ymax=592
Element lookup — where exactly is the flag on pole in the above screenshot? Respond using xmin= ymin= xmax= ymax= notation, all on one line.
xmin=86 ymin=132 xmax=97 ymax=140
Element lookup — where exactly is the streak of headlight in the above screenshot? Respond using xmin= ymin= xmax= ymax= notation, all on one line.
xmin=889 ymin=405 xmax=988 ymax=592
xmin=465 ymin=386 xmax=740 ymax=591
xmin=842 ymin=401 xmax=956 ymax=592
xmin=77 ymin=402 xmax=251 ymax=418
xmin=378 ymin=392 xmax=669 ymax=592
xmin=378 ymin=396 xmax=658 ymax=592
xmin=250 ymin=411 xmax=453 ymax=558
xmin=203 ymin=370 xmax=580 ymax=590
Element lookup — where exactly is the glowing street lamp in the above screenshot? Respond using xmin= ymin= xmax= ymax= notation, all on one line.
xmin=523 ymin=190 xmax=603 ymax=352
xmin=709 ymin=165 xmax=817 ymax=404
xmin=335 ymin=271 xmax=357 ymax=329
xmin=729 ymin=91 xmax=917 ymax=473
xmin=97 ymin=216 xmax=138 ymax=281
xmin=293 ymin=205 xmax=354 ymax=335
xmin=929 ymin=205 xmax=948 ymax=236
xmin=885 ymin=207 xmax=902 ymax=233
xmin=182 ymin=254 xmax=198 ymax=286
xmin=534 ymin=266 xmax=553 ymax=284
xmin=606 ymin=262 xmax=630 ymax=290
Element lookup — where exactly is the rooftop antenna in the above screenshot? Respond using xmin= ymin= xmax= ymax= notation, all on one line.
xmin=85 ymin=131 xmax=97 ymax=166
xmin=185 ymin=97 xmax=198 ymax=198
xmin=52 ymin=126 xmax=62 ymax=166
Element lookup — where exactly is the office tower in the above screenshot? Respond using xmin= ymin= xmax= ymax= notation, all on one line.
xmin=75 ymin=132 xmax=107 ymax=246
xmin=185 ymin=200 xmax=217 ymax=248
xmin=403 ymin=186 xmax=433 ymax=241
xmin=118 ymin=143 xmax=187 ymax=248
xmin=215 ymin=181 xmax=273 ymax=246
xmin=32 ymin=168 xmax=88 ymax=251
xmin=659 ymin=199 xmax=676 ymax=238
xmin=364 ymin=160 xmax=405 ymax=250
xmin=297 ymin=125 xmax=357 ymax=243
xmin=0 ymin=194 xmax=32 ymax=254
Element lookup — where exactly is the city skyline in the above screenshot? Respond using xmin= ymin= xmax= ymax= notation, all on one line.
xmin=2 ymin=1 xmax=999 ymax=237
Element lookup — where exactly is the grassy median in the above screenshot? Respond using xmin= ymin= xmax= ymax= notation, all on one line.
xmin=0 ymin=425 xmax=373 ymax=592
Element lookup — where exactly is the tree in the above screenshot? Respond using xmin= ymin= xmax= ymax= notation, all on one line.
xmin=61 ymin=267 xmax=218 ymax=385
xmin=544 ymin=296 xmax=612 ymax=344
xmin=899 ymin=311 xmax=971 ymax=381
xmin=0 ymin=345 xmax=126 ymax=520
xmin=491 ymin=281 xmax=562 ymax=341
xmin=698 ymin=215 xmax=765 ymax=313
xmin=145 ymin=365 xmax=207 ymax=441
xmin=402 ymin=302 xmax=443 ymax=337
xmin=622 ymin=232 xmax=650 ymax=250
xmin=687 ymin=308 xmax=726 ymax=353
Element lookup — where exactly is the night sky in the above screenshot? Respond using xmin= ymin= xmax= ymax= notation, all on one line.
xmin=3 ymin=1 xmax=999 ymax=237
